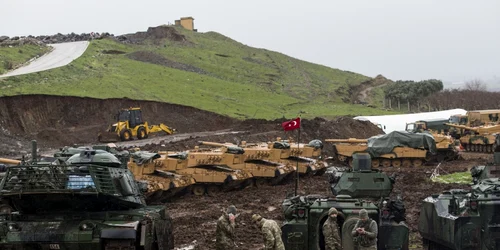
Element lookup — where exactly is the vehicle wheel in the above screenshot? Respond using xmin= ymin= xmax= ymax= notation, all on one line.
xmin=402 ymin=159 xmax=412 ymax=168
xmin=381 ymin=159 xmax=391 ymax=168
xmin=413 ymin=159 xmax=423 ymax=167
xmin=391 ymin=159 xmax=402 ymax=168
xmin=341 ymin=216 xmax=359 ymax=250
xmin=466 ymin=144 xmax=471 ymax=151
xmin=120 ymin=129 xmax=132 ymax=141
xmin=480 ymin=145 xmax=486 ymax=152
xmin=137 ymin=126 xmax=147 ymax=140
xmin=192 ymin=185 xmax=205 ymax=196
xmin=371 ymin=159 xmax=380 ymax=168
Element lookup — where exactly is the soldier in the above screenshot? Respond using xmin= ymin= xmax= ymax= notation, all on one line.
xmin=251 ymin=214 xmax=285 ymax=250
xmin=322 ymin=207 xmax=341 ymax=250
xmin=351 ymin=209 xmax=378 ymax=249
xmin=216 ymin=205 xmax=237 ymax=250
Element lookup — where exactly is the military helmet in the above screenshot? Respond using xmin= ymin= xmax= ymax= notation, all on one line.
xmin=359 ymin=209 xmax=369 ymax=219
xmin=251 ymin=214 xmax=262 ymax=223
xmin=328 ymin=207 xmax=338 ymax=215
xmin=227 ymin=205 xmax=237 ymax=215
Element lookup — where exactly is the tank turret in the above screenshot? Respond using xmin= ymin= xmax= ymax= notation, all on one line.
xmin=66 ymin=149 xmax=123 ymax=168
xmin=329 ymin=152 xmax=395 ymax=198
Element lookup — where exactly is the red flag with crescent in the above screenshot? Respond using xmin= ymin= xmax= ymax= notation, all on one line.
xmin=281 ymin=117 xmax=301 ymax=131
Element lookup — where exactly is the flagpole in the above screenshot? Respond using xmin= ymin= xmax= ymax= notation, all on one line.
xmin=294 ymin=117 xmax=301 ymax=196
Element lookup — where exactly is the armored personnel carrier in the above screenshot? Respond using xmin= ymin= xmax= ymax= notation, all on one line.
xmin=0 ymin=141 xmax=174 ymax=249
xmin=199 ymin=141 xmax=295 ymax=187
xmin=418 ymin=148 xmax=500 ymax=249
xmin=281 ymin=153 xmax=409 ymax=250
xmin=326 ymin=131 xmax=437 ymax=168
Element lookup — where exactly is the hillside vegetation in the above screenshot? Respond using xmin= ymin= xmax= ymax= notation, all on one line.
xmin=0 ymin=26 xmax=397 ymax=119
xmin=0 ymin=44 xmax=50 ymax=74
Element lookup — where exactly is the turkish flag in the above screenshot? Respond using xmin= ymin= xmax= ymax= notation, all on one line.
xmin=281 ymin=117 xmax=301 ymax=131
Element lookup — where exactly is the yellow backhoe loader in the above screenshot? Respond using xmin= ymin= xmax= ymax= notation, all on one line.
xmin=98 ymin=107 xmax=176 ymax=142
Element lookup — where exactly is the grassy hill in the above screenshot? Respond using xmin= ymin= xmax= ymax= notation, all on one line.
xmin=0 ymin=26 xmax=396 ymax=119
xmin=0 ymin=44 xmax=50 ymax=74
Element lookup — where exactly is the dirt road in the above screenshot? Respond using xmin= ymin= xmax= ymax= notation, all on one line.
xmin=0 ymin=41 xmax=89 ymax=78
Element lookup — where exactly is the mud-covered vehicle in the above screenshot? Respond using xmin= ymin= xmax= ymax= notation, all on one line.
xmin=418 ymin=150 xmax=500 ymax=250
xmin=0 ymin=143 xmax=174 ymax=250
xmin=281 ymin=153 xmax=409 ymax=250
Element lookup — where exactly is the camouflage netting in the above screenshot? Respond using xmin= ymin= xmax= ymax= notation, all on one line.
xmin=366 ymin=131 xmax=437 ymax=157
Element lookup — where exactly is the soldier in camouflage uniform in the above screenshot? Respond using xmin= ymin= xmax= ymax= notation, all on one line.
xmin=252 ymin=214 xmax=285 ymax=250
xmin=351 ymin=209 xmax=378 ymax=250
xmin=216 ymin=205 xmax=237 ymax=250
xmin=322 ymin=207 xmax=341 ymax=250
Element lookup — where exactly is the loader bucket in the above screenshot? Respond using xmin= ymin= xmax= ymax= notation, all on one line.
xmin=98 ymin=131 xmax=120 ymax=143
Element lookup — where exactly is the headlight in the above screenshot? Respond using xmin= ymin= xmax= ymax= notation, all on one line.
xmin=0 ymin=204 xmax=13 ymax=215
xmin=8 ymin=223 xmax=20 ymax=232
xmin=79 ymin=222 xmax=95 ymax=231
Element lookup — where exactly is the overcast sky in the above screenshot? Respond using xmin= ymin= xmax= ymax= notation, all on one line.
xmin=2 ymin=0 xmax=499 ymax=85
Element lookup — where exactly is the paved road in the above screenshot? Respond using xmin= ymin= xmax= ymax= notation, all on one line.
xmin=0 ymin=41 xmax=89 ymax=78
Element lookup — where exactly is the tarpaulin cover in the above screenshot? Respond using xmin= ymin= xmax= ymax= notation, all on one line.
xmin=366 ymin=131 xmax=436 ymax=157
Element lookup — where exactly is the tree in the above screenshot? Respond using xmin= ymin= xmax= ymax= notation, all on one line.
xmin=464 ymin=79 xmax=487 ymax=91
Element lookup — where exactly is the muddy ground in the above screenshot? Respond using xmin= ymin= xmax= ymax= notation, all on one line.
xmin=166 ymin=156 xmax=486 ymax=250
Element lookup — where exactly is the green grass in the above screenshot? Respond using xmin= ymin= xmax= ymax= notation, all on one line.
xmin=431 ymin=172 xmax=472 ymax=184
xmin=0 ymin=44 xmax=50 ymax=74
xmin=0 ymin=27 xmax=399 ymax=119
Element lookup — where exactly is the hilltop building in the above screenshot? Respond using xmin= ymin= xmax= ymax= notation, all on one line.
xmin=175 ymin=17 xmax=197 ymax=31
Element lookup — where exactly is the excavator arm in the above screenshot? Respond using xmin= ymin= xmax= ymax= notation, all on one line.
xmin=148 ymin=123 xmax=176 ymax=135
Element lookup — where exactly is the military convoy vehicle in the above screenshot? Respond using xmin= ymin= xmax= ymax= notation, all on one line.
xmin=406 ymin=118 xmax=450 ymax=134
xmin=445 ymin=123 xmax=500 ymax=153
xmin=280 ymin=153 xmax=409 ymax=250
xmin=418 ymin=148 xmax=500 ymax=249
xmin=199 ymin=141 xmax=295 ymax=186
xmin=0 ymin=141 xmax=174 ymax=249
xmin=277 ymin=139 xmax=328 ymax=176
xmin=125 ymin=150 xmax=197 ymax=203
xmin=326 ymin=131 xmax=437 ymax=168
xmin=152 ymin=146 xmax=254 ymax=196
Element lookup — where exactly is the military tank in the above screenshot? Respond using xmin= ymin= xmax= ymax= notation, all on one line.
xmin=445 ymin=123 xmax=500 ymax=153
xmin=126 ymin=150 xmax=196 ymax=203
xmin=0 ymin=141 xmax=174 ymax=249
xmin=281 ymin=153 xmax=409 ymax=250
xmin=326 ymin=131 xmax=437 ymax=168
xmin=199 ymin=141 xmax=295 ymax=187
xmin=418 ymin=148 xmax=500 ymax=249
xmin=152 ymin=146 xmax=254 ymax=196
xmin=277 ymin=138 xmax=328 ymax=176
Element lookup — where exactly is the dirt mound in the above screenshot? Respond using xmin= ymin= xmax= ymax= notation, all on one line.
xmin=127 ymin=51 xmax=206 ymax=74
xmin=115 ymin=26 xmax=188 ymax=44
xmin=0 ymin=95 xmax=237 ymax=153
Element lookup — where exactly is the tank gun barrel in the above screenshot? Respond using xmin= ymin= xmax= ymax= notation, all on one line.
xmin=444 ymin=123 xmax=477 ymax=131
xmin=325 ymin=138 xmax=368 ymax=143
xmin=0 ymin=158 xmax=21 ymax=165
xmin=198 ymin=141 xmax=229 ymax=148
